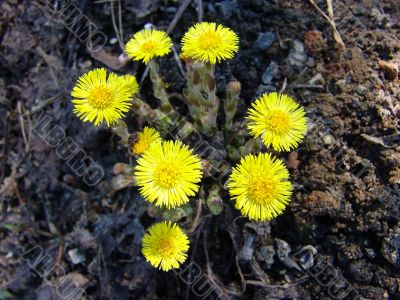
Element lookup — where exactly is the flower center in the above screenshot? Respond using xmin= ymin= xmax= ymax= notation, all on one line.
xmin=141 ymin=40 xmax=158 ymax=53
xmin=248 ymin=177 xmax=277 ymax=204
xmin=88 ymin=85 xmax=113 ymax=109
xmin=155 ymin=237 xmax=175 ymax=258
xmin=200 ymin=31 xmax=221 ymax=50
xmin=268 ymin=110 xmax=291 ymax=135
xmin=154 ymin=163 xmax=180 ymax=189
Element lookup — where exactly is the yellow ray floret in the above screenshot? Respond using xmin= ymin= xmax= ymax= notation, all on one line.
xmin=125 ymin=29 xmax=173 ymax=64
xmin=122 ymin=74 xmax=139 ymax=95
xmin=247 ymin=92 xmax=307 ymax=152
xmin=71 ymin=68 xmax=132 ymax=126
xmin=142 ymin=221 xmax=190 ymax=271
xmin=181 ymin=22 xmax=239 ymax=64
xmin=228 ymin=153 xmax=292 ymax=221
xmin=132 ymin=127 xmax=162 ymax=155
xmin=134 ymin=140 xmax=202 ymax=208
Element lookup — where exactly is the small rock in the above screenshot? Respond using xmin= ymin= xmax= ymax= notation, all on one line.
xmin=62 ymin=174 xmax=75 ymax=185
xmin=356 ymin=84 xmax=368 ymax=95
xmin=254 ymin=32 xmax=276 ymax=51
xmin=68 ymin=248 xmax=85 ymax=265
xmin=215 ymin=0 xmax=237 ymax=20
xmin=365 ymin=248 xmax=376 ymax=259
xmin=109 ymin=37 xmax=118 ymax=45
xmin=322 ymin=133 xmax=335 ymax=145
xmin=378 ymin=60 xmax=398 ymax=81
xmin=381 ymin=225 xmax=400 ymax=267
xmin=261 ymin=61 xmax=279 ymax=84
xmin=287 ymin=40 xmax=307 ymax=71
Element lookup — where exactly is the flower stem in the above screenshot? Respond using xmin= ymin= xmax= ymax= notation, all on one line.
xmin=224 ymin=80 xmax=241 ymax=134
xmin=148 ymin=60 xmax=174 ymax=114
xmin=183 ymin=60 xmax=219 ymax=136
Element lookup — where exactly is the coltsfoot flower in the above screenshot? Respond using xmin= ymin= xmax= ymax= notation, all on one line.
xmin=142 ymin=221 xmax=189 ymax=271
xmin=125 ymin=29 xmax=173 ymax=64
xmin=71 ymin=68 xmax=132 ymax=126
xmin=122 ymin=74 xmax=139 ymax=95
xmin=132 ymin=127 xmax=162 ymax=155
xmin=181 ymin=22 xmax=239 ymax=64
xmin=247 ymin=92 xmax=307 ymax=152
xmin=228 ymin=153 xmax=292 ymax=221
xmin=134 ymin=140 xmax=202 ymax=208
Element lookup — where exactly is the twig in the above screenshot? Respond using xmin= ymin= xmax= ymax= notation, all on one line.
xmin=110 ymin=0 xmax=125 ymax=52
xmin=291 ymin=84 xmax=324 ymax=89
xmin=1 ymin=119 xmax=9 ymax=183
xmin=172 ymin=46 xmax=186 ymax=78
xmin=24 ymin=93 xmax=63 ymax=117
xmin=279 ymin=77 xmax=287 ymax=94
xmin=141 ymin=0 xmax=192 ymax=84
xmin=308 ymin=0 xmax=345 ymax=48
xmin=196 ymin=0 xmax=203 ymax=22
xmin=203 ymin=233 xmax=231 ymax=300
xmin=167 ymin=0 xmax=192 ymax=34
xmin=17 ymin=101 xmax=31 ymax=153
xmin=118 ymin=0 xmax=123 ymax=45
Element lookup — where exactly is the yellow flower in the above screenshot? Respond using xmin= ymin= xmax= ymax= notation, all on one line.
xmin=134 ymin=140 xmax=202 ymax=208
xmin=247 ymin=92 xmax=307 ymax=152
xmin=142 ymin=221 xmax=190 ymax=271
xmin=71 ymin=68 xmax=132 ymax=126
xmin=132 ymin=127 xmax=162 ymax=155
xmin=125 ymin=29 xmax=173 ymax=64
xmin=228 ymin=153 xmax=292 ymax=221
xmin=122 ymin=74 xmax=139 ymax=95
xmin=181 ymin=22 xmax=239 ymax=64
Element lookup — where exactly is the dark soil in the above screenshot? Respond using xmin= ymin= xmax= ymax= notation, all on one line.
xmin=0 ymin=0 xmax=399 ymax=299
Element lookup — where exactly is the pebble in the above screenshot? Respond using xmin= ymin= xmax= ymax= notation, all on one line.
xmin=215 ymin=0 xmax=237 ymax=20
xmin=254 ymin=32 xmax=276 ymax=51
xmin=287 ymin=40 xmax=307 ymax=71
xmin=378 ymin=60 xmax=398 ymax=81
xmin=322 ymin=133 xmax=335 ymax=145
xmin=381 ymin=226 xmax=400 ymax=268
xmin=261 ymin=61 xmax=279 ymax=84
xmin=356 ymin=84 xmax=368 ymax=95
xmin=68 ymin=248 xmax=85 ymax=265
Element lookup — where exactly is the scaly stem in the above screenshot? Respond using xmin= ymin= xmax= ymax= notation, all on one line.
xmin=224 ymin=80 xmax=241 ymax=134
xmin=183 ymin=60 xmax=219 ymax=136
xmin=148 ymin=60 xmax=174 ymax=114
xmin=131 ymin=97 xmax=196 ymax=140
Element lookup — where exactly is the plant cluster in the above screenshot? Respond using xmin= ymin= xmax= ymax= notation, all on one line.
xmin=70 ymin=22 xmax=307 ymax=271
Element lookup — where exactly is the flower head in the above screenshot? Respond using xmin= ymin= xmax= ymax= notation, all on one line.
xmin=71 ymin=68 xmax=132 ymax=126
xmin=125 ymin=29 xmax=173 ymax=64
xmin=228 ymin=153 xmax=292 ymax=221
xmin=134 ymin=140 xmax=202 ymax=208
xmin=142 ymin=221 xmax=189 ymax=271
xmin=132 ymin=127 xmax=162 ymax=155
xmin=247 ymin=93 xmax=307 ymax=152
xmin=181 ymin=22 xmax=239 ymax=64
xmin=122 ymin=74 xmax=139 ymax=95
